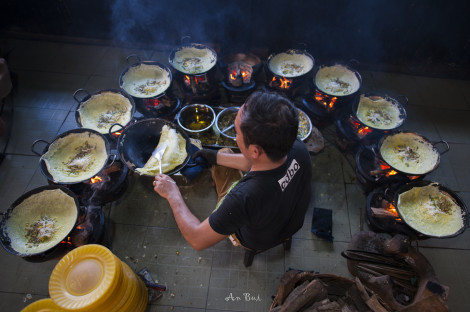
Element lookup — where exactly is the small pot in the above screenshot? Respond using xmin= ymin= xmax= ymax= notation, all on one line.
xmin=0 ymin=185 xmax=85 ymax=258
xmin=375 ymin=131 xmax=449 ymax=176
xmin=31 ymin=128 xmax=116 ymax=184
xmin=73 ymin=88 xmax=136 ymax=136
xmin=215 ymin=107 xmax=239 ymax=141
xmin=116 ymin=118 xmax=191 ymax=176
xmin=313 ymin=60 xmax=362 ymax=97
xmin=177 ymin=104 xmax=216 ymax=135
xmin=352 ymin=93 xmax=407 ymax=131
xmin=392 ymin=180 xmax=468 ymax=238
xmin=297 ymin=108 xmax=312 ymax=141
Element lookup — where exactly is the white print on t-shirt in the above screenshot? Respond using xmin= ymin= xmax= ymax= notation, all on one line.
xmin=278 ymin=159 xmax=300 ymax=192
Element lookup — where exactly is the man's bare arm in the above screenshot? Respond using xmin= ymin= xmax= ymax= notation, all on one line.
xmin=217 ymin=151 xmax=251 ymax=171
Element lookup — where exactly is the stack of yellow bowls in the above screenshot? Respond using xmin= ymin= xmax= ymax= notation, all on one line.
xmin=22 ymin=298 xmax=66 ymax=311
xmin=48 ymin=244 xmax=147 ymax=312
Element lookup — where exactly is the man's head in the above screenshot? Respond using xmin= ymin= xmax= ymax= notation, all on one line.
xmin=235 ymin=90 xmax=298 ymax=162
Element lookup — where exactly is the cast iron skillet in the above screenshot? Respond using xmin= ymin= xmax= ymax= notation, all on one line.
xmin=0 ymin=185 xmax=85 ymax=258
xmin=374 ymin=130 xmax=449 ymax=176
xmin=31 ymin=128 xmax=116 ymax=185
xmin=73 ymin=88 xmax=136 ymax=136
xmin=392 ymin=180 xmax=469 ymax=238
xmin=114 ymin=118 xmax=191 ymax=176
xmin=351 ymin=92 xmax=408 ymax=131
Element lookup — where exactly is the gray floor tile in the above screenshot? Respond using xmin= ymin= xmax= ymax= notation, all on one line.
xmin=446 ymin=143 xmax=470 ymax=192
xmin=401 ymin=104 xmax=442 ymax=142
xmin=82 ymin=75 xmax=121 ymax=96
xmin=0 ymin=292 xmax=49 ymax=312
xmin=432 ymin=109 xmax=470 ymax=144
xmin=369 ymin=71 xmax=423 ymax=107
xmin=414 ymin=77 xmax=470 ymax=110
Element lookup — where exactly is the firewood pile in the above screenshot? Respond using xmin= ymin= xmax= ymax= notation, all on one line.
xmin=269 ymin=270 xmax=388 ymax=312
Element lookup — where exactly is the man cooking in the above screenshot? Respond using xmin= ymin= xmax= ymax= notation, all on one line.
xmin=152 ymin=90 xmax=312 ymax=252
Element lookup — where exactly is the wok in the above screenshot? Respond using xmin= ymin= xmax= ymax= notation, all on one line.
xmin=351 ymin=93 xmax=407 ymax=131
xmin=115 ymin=118 xmax=191 ymax=176
xmin=73 ymin=88 xmax=136 ymax=136
xmin=119 ymin=55 xmax=177 ymax=118
xmin=168 ymin=36 xmax=217 ymax=75
xmin=313 ymin=59 xmax=362 ymax=97
xmin=266 ymin=44 xmax=315 ymax=79
xmin=392 ymin=180 xmax=468 ymax=238
xmin=31 ymin=128 xmax=116 ymax=185
xmin=375 ymin=131 xmax=449 ymax=176
xmin=0 ymin=185 xmax=85 ymax=258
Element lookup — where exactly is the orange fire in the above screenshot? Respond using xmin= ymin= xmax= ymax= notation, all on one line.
xmin=349 ymin=118 xmax=373 ymax=138
xmin=61 ymin=236 xmax=72 ymax=245
xmin=90 ymin=176 xmax=103 ymax=184
xmin=385 ymin=203 xmax=402 ymax=221
xmin=111 ymin=130 xmax=122 ymax=138
xmin=271 ymin=76 xmax=292 ymax=89
xmin=229 ymin=70 xmax=237 ymax=81
xmin=184 ymin=74 xmax=207 ymax=86
xmin=314 ymin=91 xmax=337 ymax=109
xmin=379 ymin=163 xmax=398 ymax=176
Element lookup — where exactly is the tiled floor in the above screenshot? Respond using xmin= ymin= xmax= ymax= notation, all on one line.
xmin=0 ymin=38 xmax=469 ymax=312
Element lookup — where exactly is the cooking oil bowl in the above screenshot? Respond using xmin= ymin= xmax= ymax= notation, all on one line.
xmin=177 ymin=104 xmax=216 ymax=135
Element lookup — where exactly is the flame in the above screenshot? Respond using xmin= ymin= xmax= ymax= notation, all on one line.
xmin=241 ymin=70 xmax=248 ymax=78
xmin=349 ymin=117 xmax=373 ymax=137
xmin=385 ymin=203 xmax=402 ymax=221
xmin=111 ymin=130 xmax=122 ymax=138
xmin=90 ymin=176 xmax=103 ymax=184
xmin=229 ymin=70 xmax=238 ymax=81
xmin=61 ymin=236 xmax=72 ymax=245
xmin=314 ymin=91 xmax=337 ymax=109
xmin=271 ymin=76 xmax=292 ymax=89
xmin=379 ymin=162 xmax=398 ymax=177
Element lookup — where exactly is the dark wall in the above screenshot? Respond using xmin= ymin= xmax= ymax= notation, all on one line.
xmin=2 ymin=0 xmax=470 ymax=77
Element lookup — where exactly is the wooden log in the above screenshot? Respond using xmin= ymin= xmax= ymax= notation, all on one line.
xmin=371 ymin=207 xmax=398 ymax=218
xmin=279 ymin=279 xmax=328 ymax=312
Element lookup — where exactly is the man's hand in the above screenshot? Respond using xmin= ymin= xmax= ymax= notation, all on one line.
xmin=193 ymin=148 xmax=218 ymax=165
xmin=153 ymin=174 xmax=178 ymax=200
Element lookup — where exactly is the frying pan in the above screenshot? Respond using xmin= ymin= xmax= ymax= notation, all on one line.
xmin=375 ymin=131 xmax=449 ymax=176
xmin=351 ymin=93 xmax=407 ymax=131
xmin=31 ymin=128 xmax=116 ymax=185
xmin=392 ymin=180 xmax=468 ymax=238
xmin=73 ymin=88 xmax=136 ymax=136
xmin=0 ymin=185 xmax=85 ymax=257
xmin=114 ymin=118 xmax=191 ymax=176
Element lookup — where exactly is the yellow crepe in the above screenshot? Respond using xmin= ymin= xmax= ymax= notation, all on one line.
xmin=268 ymin=52 xmax=313 ymax=77
xmin=356 ymin=95 xmax=403 ymax=129
xmin=398 ymin=184 xmax=463 ymax=237
xmin=6 ymin=189 xmax=77 ymax=255
xmin=380 ymin=132 xmax=438 ymax=175
xmin=121 ymin=64 xmax=171 ymax=98
xmin=172 ymin=47 xmax=216 ymax=74
xmin=77 ymin=92 xmax=133 ymax=134
xmin=315 ymin=65 xmax=360 ymax=96
xmin=41 ymin=132 xmax=108 ymax=183
xmin=136 ymin=125 xmax=187 ymax=175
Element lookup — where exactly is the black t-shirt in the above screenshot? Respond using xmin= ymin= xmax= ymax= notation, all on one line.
xmin=209 ymin=139 xmax=312 ymax=250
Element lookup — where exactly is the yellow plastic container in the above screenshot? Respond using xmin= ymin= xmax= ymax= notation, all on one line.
xmin=21 ymin=298 xmax=66 ymax=312
xmin=49 ymin=244 xmax=148 ymax=312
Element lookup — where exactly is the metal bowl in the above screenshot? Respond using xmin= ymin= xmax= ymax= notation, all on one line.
xmin=297 ymin=108 xmax=312 ymax=141
xmin=215 ymin=107 xmax=239 ymax=141
xmin=177 ymin=104 xmax=216 ymax=135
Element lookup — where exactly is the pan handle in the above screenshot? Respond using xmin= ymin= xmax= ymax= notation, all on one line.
xmin=73 ymin=89 xmax=90 ymax=104
xmin=104 ymin=154 xmax=117 ymax=169
xmin=75 ymin=206 xmax=88 ymax=226
xmin=126 ymin=54 xmax=142 ymax=66
xmin=433 ymin=140 xmax=450 ymax=155
xmin=294 ymin=42 xmax=307 ymax=52
xmin=181 ymin=36 xmax=191 ymax=45
xmin=347 ymin=59 xmax=360 ymax=71
xmin=109 ymin=123 xmax=125 ymax=137
xmin=31 ymin=139 xmax=49 ymax=156
xmin=395 ymin=95 xmax=408 ymax=107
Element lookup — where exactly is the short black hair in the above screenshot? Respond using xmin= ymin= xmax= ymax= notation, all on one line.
xmin=239 ymin=90 xmax=298 ymax=161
